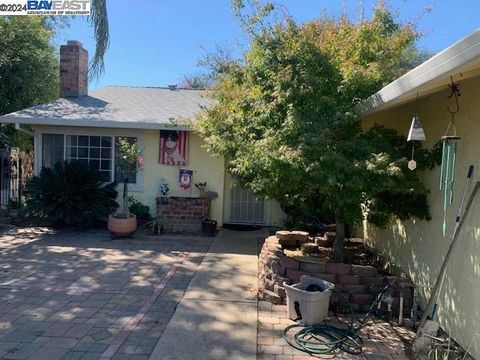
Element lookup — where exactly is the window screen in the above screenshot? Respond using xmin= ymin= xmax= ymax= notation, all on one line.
xmin=42 ymin=134 xmax=64 ymax=169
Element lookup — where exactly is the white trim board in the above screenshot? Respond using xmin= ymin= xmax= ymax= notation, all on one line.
xmin=360 ymin=28 xmax=480 ymax=116
xmin=1 ymin=116 xmax=192 ymax=131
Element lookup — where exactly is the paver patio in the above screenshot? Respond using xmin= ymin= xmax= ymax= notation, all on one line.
xmin=0 ymin=227 xmax=213 ymax=360
xmin=257 ymin=301 xmax=415 ymax=360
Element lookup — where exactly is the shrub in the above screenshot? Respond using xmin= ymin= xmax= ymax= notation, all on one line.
xmin=24 ymin=161 xmax=118 ymax=226
xmin=128 ymin=197 xmax=151 ymax=222
xmin=6 ymin=199 xmax=22 ymax=210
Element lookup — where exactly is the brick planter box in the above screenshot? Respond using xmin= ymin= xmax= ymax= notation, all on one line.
xmin=258 ymin=235 xmax=413 ymax=316
xmin=156 ymin=197 xmax=209 ymax=233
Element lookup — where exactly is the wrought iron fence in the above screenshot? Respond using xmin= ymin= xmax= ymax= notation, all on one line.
xmin=0 ymin=147 xmax=21 ymax=209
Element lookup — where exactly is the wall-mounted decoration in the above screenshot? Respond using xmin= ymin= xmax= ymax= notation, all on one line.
xmin=407 ymin=93 xmax=427 ymax=171
xmin=440 ymin=76 xmax=462 ymax=236
xmin=159 ymin=130 xmax=189 ymax=165
xmin=159 ymin=178 xmax=169 ymax=196
xmin=179 ymin=169 xmax=193 ymax=190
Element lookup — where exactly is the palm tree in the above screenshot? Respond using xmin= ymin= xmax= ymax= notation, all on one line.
xmin=89 ymin=0 xmax=109 ymax=79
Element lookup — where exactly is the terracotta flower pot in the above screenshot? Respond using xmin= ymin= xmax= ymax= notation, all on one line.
xmin=108 ymin=214 xmax=137 ymax=238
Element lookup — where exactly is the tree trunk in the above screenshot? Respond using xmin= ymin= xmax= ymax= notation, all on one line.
xmin=123 ymin=176 xmax=129 ymax=218
xmin=333 ymin=217 xmax=345 ymax=263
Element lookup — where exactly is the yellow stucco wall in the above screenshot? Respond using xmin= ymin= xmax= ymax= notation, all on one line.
xmin=363 ymin=75 xmax=480 ymax=358
xmin=33 ymin=126 xmax=225 ymax=225
xmin=133 ymin=130 xmax=225 ymax=225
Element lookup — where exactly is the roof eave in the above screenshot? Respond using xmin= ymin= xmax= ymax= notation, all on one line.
xmin=0 ymin=116 xmax=193 ymax=131
xmin=360 ymin=28 xmax=480 ymax=116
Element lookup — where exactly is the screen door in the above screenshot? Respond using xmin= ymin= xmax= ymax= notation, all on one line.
xmin=229 ymin=187 xmax=266 ymax=224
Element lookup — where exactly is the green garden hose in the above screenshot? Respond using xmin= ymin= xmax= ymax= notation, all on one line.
xmin=282 ymin=284 xmax=391 ymax=355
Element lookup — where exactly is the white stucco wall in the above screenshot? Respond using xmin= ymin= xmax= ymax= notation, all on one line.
xmin=363 ymin=74 xmax=480 ymax=358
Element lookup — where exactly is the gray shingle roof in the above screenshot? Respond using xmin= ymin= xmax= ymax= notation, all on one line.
xmin=0 ymin=86 xmax=212 ymax=130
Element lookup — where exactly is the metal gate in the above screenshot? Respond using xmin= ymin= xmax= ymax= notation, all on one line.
xmin=0 ymin=148 xmax=20 ymax=209
xmin=229 ymin=187 xmax=266 ymax=224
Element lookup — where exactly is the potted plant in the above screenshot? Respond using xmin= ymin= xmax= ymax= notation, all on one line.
xmin=195 ymin=182 xmax=218 ymax=236
xmin=108 ymin=138 xmax=143 ymax=238
xmin=128 ymin=196 xmax=151 ymax=226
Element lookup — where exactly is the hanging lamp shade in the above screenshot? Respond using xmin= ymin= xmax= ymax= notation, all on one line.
xmin=407 ymin=114 xmax=426 ymax=141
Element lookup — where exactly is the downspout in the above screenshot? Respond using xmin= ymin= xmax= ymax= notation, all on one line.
xmin=14 ymin=123 xmax=34 ymax=137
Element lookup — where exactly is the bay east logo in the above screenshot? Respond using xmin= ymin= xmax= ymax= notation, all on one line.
xmin=0 ymin=0 xmax=90 ymax=15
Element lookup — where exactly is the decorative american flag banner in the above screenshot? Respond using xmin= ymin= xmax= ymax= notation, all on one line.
xmin=159 ymin=130 xmax=189 ymax=165
xmin=179 ymin=169 xmax=193 ymax=190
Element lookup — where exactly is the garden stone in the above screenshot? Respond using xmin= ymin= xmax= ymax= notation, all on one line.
xmin=291 ymin=230 xmax=309 ymax=243
xmin=300 ymin=243 xmax=320 ymax=255
xmin=352 ymin=265 xmax=379 ymax=277
xmin=299 ymin=261 xmax=326 ymax=273
xmin=275 ymin=230 xmax=292 ymax=241
xmin=315 ymin=236 xmax=333 ymax=247
xmin=325 ymin=263 xmax=351 ymax=275
xmin=310 ymin=273 xmax=336 ymax=283
xmin=279 ymin=256 xmax=298 ymax=269
xmin=324 ymin=232 xmax=336 ymax=243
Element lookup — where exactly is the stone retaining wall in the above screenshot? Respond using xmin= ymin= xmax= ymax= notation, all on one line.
xmin=259 ymin=235 xmax=413 ymax=315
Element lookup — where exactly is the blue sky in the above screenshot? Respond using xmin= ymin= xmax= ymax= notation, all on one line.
xmin=55 ymin=0 xmax=480 ymax=90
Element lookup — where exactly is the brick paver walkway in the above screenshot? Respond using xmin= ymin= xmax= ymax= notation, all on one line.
xmin=0 ymin=227 xmax=212 ymax=360
xmin=257 ymin=301 xmax=414 ymax=360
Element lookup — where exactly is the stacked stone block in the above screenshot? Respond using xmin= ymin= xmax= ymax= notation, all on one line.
xmin=258 ymin=235 xmax=413 ymax=315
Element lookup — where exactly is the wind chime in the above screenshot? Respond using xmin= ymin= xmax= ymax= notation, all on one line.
xmin=407 ymin=93 xmax=426 ymax=170
xmin=440 ymin=77 xmax=461 ymax=236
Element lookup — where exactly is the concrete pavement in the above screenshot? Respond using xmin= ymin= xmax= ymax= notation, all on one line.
xmin=149 ymin=229 xmax=263 ymax=360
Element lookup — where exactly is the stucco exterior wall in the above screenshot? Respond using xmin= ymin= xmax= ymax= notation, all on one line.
xmin=136 ymin=130 xmax=225 ymax=225
xmin=33 ymin=126 xmax=225 ymax=225
xmin=362 ymin=75 xmax=480 ymax=358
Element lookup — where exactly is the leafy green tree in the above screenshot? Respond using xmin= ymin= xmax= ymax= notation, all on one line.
xmin=302 ymin=8 xmax=422 ymax=103
xmin=179 ymin=74 xmax=211 ymax=89
xmin=197 ymin=3 xmax=437 ymax=261
xmin=0 ymin=17 xmax=58 ymax=115
xmin=115 ymin=137 xmax=142 ymax=218
xmin=0 ymin=6 xmax=110 ymax=150
xmin=0 ymin=16 xmax=59 ymax=151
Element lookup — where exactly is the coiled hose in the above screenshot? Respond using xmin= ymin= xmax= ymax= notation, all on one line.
xmin=282 ymin=283 xmax=391 ymax=355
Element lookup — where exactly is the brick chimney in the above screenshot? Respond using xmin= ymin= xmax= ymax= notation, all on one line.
xmin=60 ymin=40 xmax=88 ymax=98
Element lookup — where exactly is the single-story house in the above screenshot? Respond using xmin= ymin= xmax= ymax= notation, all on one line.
xmin=361 ymin=29 xmax=480 ymax=358
xmin=2 ymin=31 xmax=480 ymax=356
xmin=0 ymin=41 xmax=285 ymax=230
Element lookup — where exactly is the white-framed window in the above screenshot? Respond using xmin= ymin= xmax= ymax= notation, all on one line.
xmin=41 ymin=133 xmax=138 ymax=184
xmin=65 ymin=135 xmax=113 ymax=181
xmin=42 ymin=134 xmax=64 ymax=169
